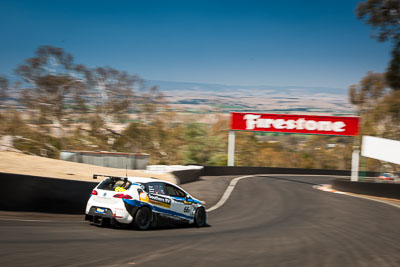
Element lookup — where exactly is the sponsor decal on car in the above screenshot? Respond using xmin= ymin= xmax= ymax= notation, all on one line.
xmin=96 ymin=208 xmax=105 ymax=214
xmin=148 ymin=194 xmax=171 ymax=208
xmin=139 ymin=192 xmax=149 ymax=202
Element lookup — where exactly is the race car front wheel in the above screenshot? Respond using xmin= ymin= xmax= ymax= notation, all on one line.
xmin=194 ymin=208 xmax=206 ymax=227
xmin=135 ymin=207 xmax=152 ymax=230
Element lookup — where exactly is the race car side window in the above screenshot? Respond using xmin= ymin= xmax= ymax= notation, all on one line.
xmin=165 ymin=184 xmax=175 ymax=196
xmin=146 ymin=182 xmax=166 ymax=195
xmin=165 ymin=184 xmax=186 ymax=198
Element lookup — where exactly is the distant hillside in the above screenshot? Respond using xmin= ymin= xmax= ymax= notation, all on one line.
xmin=145 ymin=80 xmax=354 ymax=115
xmin=146 ymin=80 xmax=348 ymax=96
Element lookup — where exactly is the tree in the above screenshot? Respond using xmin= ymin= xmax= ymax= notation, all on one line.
xmin=349 ymin=71 xmax=400 ymax=138
xmin=87 ymin=67 xmax=140 ymax=125
xmin=15 ymin=45 xmax=88 ymax=135
xmin=180 ymin=123 xmax=227 ymax=165
xmin=0 ymin=75 xmax=9 ymax=132
xmin=357 ymin=0 xmax=400 ymax=89
xmin=136 ymin=85 xmax=167 ymax=123
xmin=349 ymin=71 xmax=387 ymax=111
xmin=0 ymin=75 xmax=8 ymax=105
xmin=386 ymin=45 xmax=400 ymax=89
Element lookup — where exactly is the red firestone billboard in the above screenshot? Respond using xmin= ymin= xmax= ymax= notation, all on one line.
xmin=231 ymin=112 xmax=360 ymax=136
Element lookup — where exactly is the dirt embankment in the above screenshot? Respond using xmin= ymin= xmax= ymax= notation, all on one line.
xmin=0 ymin=151 xmax=176 ymax=183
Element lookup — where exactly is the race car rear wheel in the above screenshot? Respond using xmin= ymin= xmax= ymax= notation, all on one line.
xmin=135 ymin=207 xmax=152 ymax=230
xmin=194 ymin=207 xmax=206 ymax=227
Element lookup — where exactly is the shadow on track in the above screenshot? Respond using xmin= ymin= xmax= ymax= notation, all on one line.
xmin=88 ymin=218 xmax=211 ymax=231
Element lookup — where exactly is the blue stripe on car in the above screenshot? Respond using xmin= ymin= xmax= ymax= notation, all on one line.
xmin=123 ymin=199 xmax=193 ymax=220
xmin=170 ymin=196 xmax=202 ymax=204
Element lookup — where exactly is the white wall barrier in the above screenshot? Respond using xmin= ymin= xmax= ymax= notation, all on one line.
xmin=146 ymin=165 xmax=203 ymax=174
xmin=362 ymin=136 xmax=400 ymax=165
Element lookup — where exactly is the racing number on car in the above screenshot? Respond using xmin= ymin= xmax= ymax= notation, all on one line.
xmin=184 ymin=206 xmax=190 ymax=213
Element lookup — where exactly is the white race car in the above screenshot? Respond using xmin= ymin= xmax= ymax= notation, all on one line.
xmin=85 ymin=174 xmax=207 ymax=230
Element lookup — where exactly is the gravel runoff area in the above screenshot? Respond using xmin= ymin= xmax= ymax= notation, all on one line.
xmin=0 ymin=151 xmax=177 ymax=183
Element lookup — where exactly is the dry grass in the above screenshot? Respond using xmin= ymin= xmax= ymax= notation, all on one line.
xmin=0 ymin=151 xmax=177 ymax=183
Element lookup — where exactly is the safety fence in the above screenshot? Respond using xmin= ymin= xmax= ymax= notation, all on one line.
xmin=60 ymin=151 xmax=149 ymax=170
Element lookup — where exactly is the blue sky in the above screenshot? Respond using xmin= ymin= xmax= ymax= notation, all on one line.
xmin=0 ymin=0 xmax=391 ymax=89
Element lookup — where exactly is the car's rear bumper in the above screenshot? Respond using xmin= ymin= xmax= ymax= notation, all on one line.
xmin=86 ymin=200 xmax=134 ymax=224
xmin=85 ymin=212 xmax=120 ymax=227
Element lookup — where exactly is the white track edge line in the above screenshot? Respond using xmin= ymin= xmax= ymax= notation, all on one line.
xmin=351 ymin=195 xmax=400 ymax=209
xmin=335 ymin=192 xmax=400 ymax=209
xmin=0 ymin=217 xmax=53 ymax=222
xmin=206 ymin=175 xmax=255 ymax=212
xmin=314 ymin=185 xmax=400 ymax=209
xmin=0 ymin=217 xmax=87 ymax=223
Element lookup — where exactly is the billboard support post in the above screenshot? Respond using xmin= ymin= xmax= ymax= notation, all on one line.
xmin=351 ymin=149 xmax=360 ymax=182
xmin=228 ymin=131 xmax=235 ymax=166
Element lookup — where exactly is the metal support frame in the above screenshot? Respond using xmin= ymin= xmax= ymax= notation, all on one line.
xmin=351 ymin=149 xmax=360 ymax=181
xmin=227 ymin=128 xmax=361 ymax=175
xmin=228 ymin=131 xmax=235 ymax=166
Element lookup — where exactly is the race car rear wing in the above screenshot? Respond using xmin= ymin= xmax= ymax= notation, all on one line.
xmin=93 ymin=174 xmax=128 ymax=182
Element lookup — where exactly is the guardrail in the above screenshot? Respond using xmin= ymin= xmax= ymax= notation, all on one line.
xmin=0 ymin=172 xmax=97 ymax=214
xmin=202 ymin=166 xmax=380 ymax=177
xmin=332 ymin=178 xmax=400 ymax=200
xmin=172 ymin=169 xmax=203 ymax=184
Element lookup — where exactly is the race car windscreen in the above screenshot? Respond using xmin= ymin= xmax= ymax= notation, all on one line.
xmin=97 ymin=178 xmax=132 ymax=191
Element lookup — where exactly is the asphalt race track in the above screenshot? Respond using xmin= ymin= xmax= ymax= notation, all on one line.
xmin=1 ymin=175 xmax=400 ymax=267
